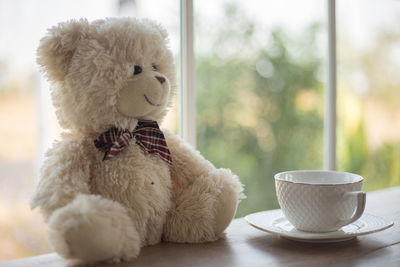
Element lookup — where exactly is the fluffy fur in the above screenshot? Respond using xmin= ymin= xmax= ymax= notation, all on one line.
xmin=31 ymin=17 xmax=244 ymax=265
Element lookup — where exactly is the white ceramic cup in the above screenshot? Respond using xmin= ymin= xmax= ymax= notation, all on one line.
xmin=275 ymin=170 xmax=366 ymax=232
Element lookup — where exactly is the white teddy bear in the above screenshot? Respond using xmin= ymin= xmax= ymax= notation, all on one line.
xmin=31 ymin=17 xmax=244 ymax=265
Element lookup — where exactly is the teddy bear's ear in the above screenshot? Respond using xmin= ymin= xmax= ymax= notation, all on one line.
xmin=141 ymin=18 xmax=169 ymax=40
xmin=37 ymin=18 xmax=90 ymax=82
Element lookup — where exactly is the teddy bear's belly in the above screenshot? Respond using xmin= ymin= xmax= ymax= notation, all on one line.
xmin=90 ymin=143 xmax=172 ymax=244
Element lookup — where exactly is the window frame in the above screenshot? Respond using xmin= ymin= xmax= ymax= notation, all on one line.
xmin=325 ymin=0 xmax=337 ymax=170
xmin=179 ymin=0 xmax=196 ymax=147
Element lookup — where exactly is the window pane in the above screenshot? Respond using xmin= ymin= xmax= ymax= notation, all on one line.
xmin=194 ymin=0 xmax=325 ymax=217
xmin=337 ymin=0 xmax=400 ymax=190
xmin=0 ymin=0 xmax=178 ymax=260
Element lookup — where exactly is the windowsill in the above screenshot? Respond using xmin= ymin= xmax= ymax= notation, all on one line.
xmin=2 ymin=186 xmax=399 ymax=267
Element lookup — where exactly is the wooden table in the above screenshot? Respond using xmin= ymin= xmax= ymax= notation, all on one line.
xmin=2 ymin=187 xmax=399 ymax=267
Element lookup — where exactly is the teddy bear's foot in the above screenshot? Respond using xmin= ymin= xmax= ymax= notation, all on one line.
xmin=209 ymin=168 xmax=245 ymax=235
xmin=213 ymin=176 xmax=242 ymax=235
xmin=48 ymin=194 xmax=140 ymax=265
xmin=163 ymin=168 xmax=244 ymax=243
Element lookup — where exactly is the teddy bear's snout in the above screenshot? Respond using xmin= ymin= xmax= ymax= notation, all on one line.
xmin=155 ymin=75 xmax=166 ymax=84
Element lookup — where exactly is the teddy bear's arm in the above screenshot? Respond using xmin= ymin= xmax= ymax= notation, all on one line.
xmin=163 ymin=129 xmax=215 ymax=188
xmin=31 ymin=134 xmax=92 ymax=221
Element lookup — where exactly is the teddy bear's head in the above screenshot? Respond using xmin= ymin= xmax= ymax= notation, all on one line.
xmin=37 ymin=17 xmax=175 ymax=134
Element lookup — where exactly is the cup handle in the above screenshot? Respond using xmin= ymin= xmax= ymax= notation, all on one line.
xmin=336 ymin=191 xmax=366 ymax=228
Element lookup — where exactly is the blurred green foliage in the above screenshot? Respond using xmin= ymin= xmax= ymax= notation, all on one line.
xmin=196 ymin=5 xmax=324 ymax=217
xmin=339 ymin=119 xmax=400 ymax=191
xmin=195 ymin=4 xmax=400 ymax=218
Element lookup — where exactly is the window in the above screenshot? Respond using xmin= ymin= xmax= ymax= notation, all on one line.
xmin=336 ymin=0 xmax=400 ymax=190
xmin=1 ymin=0 xmax=399 ymax=261
xmin=192 ymin=0 xmax=325 ymax=216
xmin=188 ymin=0 xmax=400 ymax=218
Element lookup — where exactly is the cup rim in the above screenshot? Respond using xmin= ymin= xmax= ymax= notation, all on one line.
xmin=274 ymin=170 xmax=363 ymax=186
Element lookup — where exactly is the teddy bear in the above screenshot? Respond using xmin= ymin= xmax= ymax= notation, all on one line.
xmin=30 ymin=17 xmax=244 ymax=265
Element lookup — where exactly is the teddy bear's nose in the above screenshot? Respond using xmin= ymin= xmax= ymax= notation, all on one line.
xmin=155 ymin=76 xmax=166 ymax=84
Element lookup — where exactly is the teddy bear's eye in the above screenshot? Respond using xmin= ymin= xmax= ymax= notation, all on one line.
xmin=151 ymin=64 xmax=157 ymax=71
xmin=133 ymin=65 xmax=142 ymax=75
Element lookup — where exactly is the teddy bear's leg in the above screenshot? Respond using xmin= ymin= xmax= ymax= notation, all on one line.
xmin=48 ymin=194 xmax=141 ymax=264
xmin=163 ymin=168 xmax=244 ymax=243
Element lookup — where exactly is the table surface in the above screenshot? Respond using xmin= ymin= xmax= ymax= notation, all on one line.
xmin=2 ymin=186 xmax=399 ymax=267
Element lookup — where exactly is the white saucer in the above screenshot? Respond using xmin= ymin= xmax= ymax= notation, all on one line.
xmin=245 ymin=209 xmax=394 ymax=243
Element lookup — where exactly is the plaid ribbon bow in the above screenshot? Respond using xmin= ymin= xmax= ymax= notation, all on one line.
xmin=94 ymin=120 xmax=172 ymax=164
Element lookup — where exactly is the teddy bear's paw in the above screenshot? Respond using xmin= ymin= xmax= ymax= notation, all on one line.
xmin=163 ymin=168 xmax=244 ymax=243
xmin=211 ymin=168 xmax=245 ymax=235
xmin=48 ymin=194 xmax=141 ymax=264
xmin=213 ymin=184 xmax=239 ymax=235
xmin=64 ymin=215 xmax=123 ymax=263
